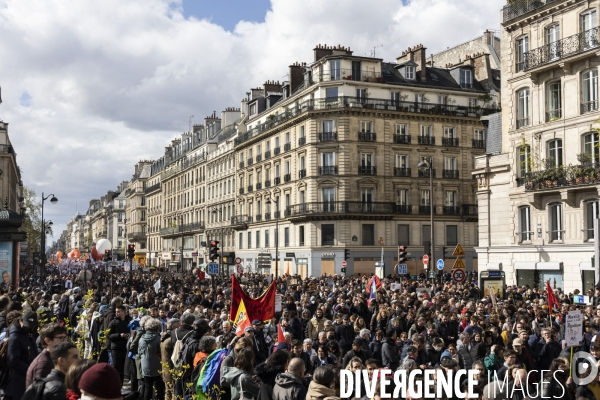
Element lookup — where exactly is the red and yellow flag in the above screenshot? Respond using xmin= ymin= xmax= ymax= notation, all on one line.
xmin=234 ymin=299 xmax=252 ymax=336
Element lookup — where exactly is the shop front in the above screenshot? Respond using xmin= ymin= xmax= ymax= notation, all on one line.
xmin=580 ymin=262 xmax=595 ymax=293
xmin=515 ymin=262 xmax=563 ymax=289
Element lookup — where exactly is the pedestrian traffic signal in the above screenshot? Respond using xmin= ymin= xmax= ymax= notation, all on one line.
xmin=209 ymin=240 xmax=220 ymax=261
xmin=341 ymin=267 xmax=346 ymax=274
xmin=344 ymin=249 xmax=350 ymax=260
xmin=127 ymin=244 xmax=135 ymax=259
xmin=399 ymin=246 xmax=407 ymax=264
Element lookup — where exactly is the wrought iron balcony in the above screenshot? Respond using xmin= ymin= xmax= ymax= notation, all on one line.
xmin=286 ymin=201 xmax=400 ymax=217
xmin=231 ymin=215 xmax=249 ymax=229
xmin=256 ymin=182 xmax=262 ymax=190
xmin=265 ymin=180 xmax=271 ymax=188
xmin=298 ymin=137 xmax=306 ymax=146
xmin=145 ymin=183 xmax=161 ymax=194
xmin=284 ymin=173 xmax=291 ymax=182
xmin=316 ymin=68 xmax=383 ymax=83
xmin=284 ymin=143 xmax=291 ymax=152
xmin=394 ymin=167 xmax=411 ymax=177
xmin=274 ymin=177 xmax=281 ymax=185
xmin=394 ymin=205 xmax=412 ymax=214
xmin=274 ymin=147 xmax=280 ymax=155
xmin=581 ymin=100 xmax=599 ymax=114
xmin=239 ymin=188 xmax=244 ymax=195
xmin=419 ymin=206 xmax=434 ymax=215
xmin=520 ymin=164 xmax=600 ymax=191
xmin=418 ymin=169 xmax=436 ymax=178
xmin=264 ymin=212 xmax=271 ymax=221
xmin=418 ymin=136 xmax=435 ymax=145
xmin=256 ymin=214 xmax=262 ymax=222
xmin=247 ymin=185 xmax=253 ymax=193
xmin=472 ymin=140 xmax=485 ymax=149
xmin=264 ymin=150 xmax=271 ymax=159
xmin=256 ymin=154 xmax=262 ymax=162
xmin=523 ymin=26 xmax=600 ymax=71
xmin=128 ymin=232 xmax=146 ymax=241
xmin=502 ymin=0 xmax=560 ymax=23
xmin=319 ymin=166 xmax=338 ymax=175
xmin=319 ymin=132 xmax=337 ymax=142
xmin=393 ymin=134 xmax=411 ymax=144
xmin=516 ymin=117 xmax=530 ymax=129
xmin=358 ymin=166 xmax=377 ymax=175
xmin=247 ymin=158 xmax=253 ymax=166
xmin=274 ymin=211 xmax=280 ymax=219
xmin=442 ymin=169 xmax=459 ymax=179
xmin=546 ymin=109 xmax=562 ymax=122
xmin=443 ymin=206 xmax=461 ymax=215
xmin=299 ymin=169 xmax=306 ymax=178
xmin=442 ymin=137 xmax=459 ymax=147
xmin=358 ymin=132 xmax=376 ymax=142
xmin=462 ymin=204 xmax=478 ymax=216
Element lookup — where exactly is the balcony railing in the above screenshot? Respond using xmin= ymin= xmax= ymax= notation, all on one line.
xmin=443 ymin=206 xmax=461 ymax=215
xmin=256 ymin=154 xmax=262 ymax=162
xmin=359 ymin=166 xmax=377 ymax=175
xmin=394 ymin=205 xmax=412 ymax=214
xmin=319 ymin=166 xmax=338 ymax=175
xmin=264 ymin=212 xmax=271 ymax=221
xmin=516 ymin=117 xmax=530 ymax=129
xmin=159 ymin=222 xmax=205 ymax=237
xmin=231 ymin=215 xmax=249 ymax=227
xmin=523 ymin=26 xmax=600 ymax=71
xmin=298 ymin=137 xmax=306 ymax=146
xmin=265 ymin=180 xmax=271 ymax=188
xmin=394 ymin=167 xmax=411 ymax=177
xmin=248 ymin=158 xmax=254 ymax=166
xmin=256 ymin=182 xmax=262 ymax=190
xmin=286 ymin=201 xmax=402 ymax=216
xmin=581 ymin=100 xmax=599 ymax=114
xmin=502 ymin=0 xmax=560 ymax=23
xmin=418 ymin=136 xmax=435 ymax=145
xmin=239 ymin=188 xmax=245 ymax=195
xmin=128 ymin=232 xmax=146 ymax=241
xmin=284 ymin=173 xmax=291 ymax=182
xmin=247 ymin=185 xmax=253 ymax=193
xmin=442 ymin=169 xmax=459 ymax=179
xmin=264 ymin=150 xmax=271 ymax=160
xmin=145 ymin=183 xmax=161 ymax=194
xmin=442 ymin=137 xmax=459 ymax=147
xmin=256 ymin=214 xmax=262 ymax=222
xmin=274 ymin=147 xmax=280 ymax=155
xmin=472 ymin=139 xmax=485 ymax=149
xmin=316 ymin=68 xmax=383 ymax=83
xmin=233 ymin=96 xmax=499 ymax=147
xmin=546 ymin=109 xmax=562 ymax=121
xmin=358 ymin=132 xmax=376 ymax=142
xmin=274 ymin=177 xmax=281 ymax=185
xmin=419 ymin=206 xmax=434 ymax=215
xmin=462 ymin=204 xmax=478 ymax=216
xmin=520 ymin=164 xmax=600 ymax=191
xmin=284 ymin=143 xmax=291 ymax=152
xmin=239 ymin=161 xmax=244 ymax=168
xmin=319 ymin=132 xmax=337 ymax=142
xmin=418 ymin=169 xmax=436 ymax=178
xmin=299 ymin=169 xmax=306 ymax=178
xmin=393 ymin=134 xmax=411 ymax=144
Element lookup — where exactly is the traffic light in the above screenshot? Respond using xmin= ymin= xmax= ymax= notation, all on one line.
xmin=398 ymin=246 xmax=407 ymax=264
xmin=341 ymin=267 xmax=346 ymax=274
xmin=344 ymin=249 xmax=350 ymax=260
xmin=127 ymin=244 xmax=135 ymax=259
xmin=423 ymin=240 xmax=431 ymax=257
xmin=209 ymin=240 xmax=220 ymax=261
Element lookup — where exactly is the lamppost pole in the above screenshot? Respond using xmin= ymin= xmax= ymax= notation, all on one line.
xmin=418 ymin=157 xmax=434 ymax=278
xmin=40 ymin=193 xmax=58 ymax=285
xmin=179 ymin=215 xmax=184 ymax=274
xmin=211 ymin=208 xmax=224 ymax=277
xmin=267 ymin=197 xmax=279 ymax=280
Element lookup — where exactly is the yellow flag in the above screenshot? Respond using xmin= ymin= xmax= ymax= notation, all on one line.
xmin=234 ymin=299 xmax=251 ymax=336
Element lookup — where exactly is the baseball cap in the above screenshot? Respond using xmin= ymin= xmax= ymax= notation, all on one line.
xmin=252 ymin=319 xmax=263 ymax=326
xmin=22 ymin=311 xmax=38 ymax=330
xmin=512 ymin=338 xmax=523 ymax=346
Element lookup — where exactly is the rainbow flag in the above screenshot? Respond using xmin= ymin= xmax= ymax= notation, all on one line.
xmin=196 ymin=348 xmax=227 ymax=400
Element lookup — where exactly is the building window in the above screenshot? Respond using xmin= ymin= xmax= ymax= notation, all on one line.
xmin=398 ymin=225 xmax=409 ymax=246
xmin=360 ymin=153 xmax=374 ymax=168
xmin=396 ymin=189 xmax=409 ymax=205
xmin=391 ymin=92 xmax=400 ymax=103
xmin=460 ymin=69 xmax=472 ymax=88
xmin=547 ymin=139 xmax=563 ymax=167
xmin=549 ymin=203 xmax=563 ymax=242
xmin=299 ymin=226 xmax=305 ymax=246
xmin=518 ymin=145 xmax=531 ymax=177
xmin=325 ymin=87 xmax=338 ymax=99
xmin=249 ymin=103 xmax=256 ymax=115
xmin=322 ymin=120 xmax=335 ymax=133
xmin=468 ymin=98 xmax=478 ymax=108
xmin=396 ymin=154 xmax=409 ymax=168
xmin=444 ymin=157 xmax=457 ymax=171
xmin=420 ymin=190 xmax=430 ymax=206
xmin=474 ymin=129 xmax=485 ymax=141
xmin=356 ymin=88 xmax=367 ymax=100
xmin=265 ymin=229 xmax=270 ymax=247
xmin=581 ymin=9 xmax=598 ymax=36
xmin=256 ymin=230 xmax=260 ymax=248
xmin=547 ymin=81 xmax=562 ymax=120
xmin=321 ymin=152 xmax=335 ymax=167
xmin=444 ymin=127 xmax=456 ymax=138
xmin=405 ymin=66 xmax=415 ymax=80
xmin=362 ymin=224 xmax=375 ymax=246
xmin=446 ymin=225 xmax=458 ymax=246
xmin=586 ymin=201 xmax=599 ymax=241
xmin=518 ymin=206 xmax=531 ymax=242
xmin=517 ymin=88 xmax=530 ymax=128
xmin=247 ymin=231 xmax=252 ymax=249
xmin=515 ymin=36 xmax=529 ymax=72
xmin=360 ymin=121 xmax=373 ymax=133
xmin=582 ymin=70 xmax=599 ymax=113
xmin=420 ymin=125 xmax=433 ymax=137
xmin=422 ymin=225 xmax=431 ymax=244
xmin=299 ymin=126 xmax=305 ymax=138
xmin=445 ymin=190 xmax=457 ymax=207
xmin=329 ymin=59 xmax=341 ymax=80
xmin=322 ymin=188 xmax=335 ymax=212
xmin=239 ymin=232 xmax=243 ymax=249
xmin=395 ymin=124 xmax=407 ymax=135
xmin=546 ymin=24 xmax=560 ymax=60
xmin=361 ymin=188 xmax=374 ymax=205
xmin=583 ymin=132 xmax=600 ymax=164
xmin=321 ymin=224 xmax=334 ymax=246
xmin=284 ymin=227 xmax=289 ymax=247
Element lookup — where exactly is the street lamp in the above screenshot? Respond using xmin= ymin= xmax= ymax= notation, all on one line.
xmin=176 ymin=214 xmax=184 ymax=273
xmin=417 ymin=157 xmax=435 ymax=278
xmin=41 ymin=193 xmax=58 ymax=283
xmin=211 ymin=208 xmax=224 ymax=277
xmin=266 ymin=197 xmax=279 ymax=279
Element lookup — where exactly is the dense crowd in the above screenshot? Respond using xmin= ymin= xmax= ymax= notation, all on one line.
xmin=0 ymin=266 xmax=597 ymax=400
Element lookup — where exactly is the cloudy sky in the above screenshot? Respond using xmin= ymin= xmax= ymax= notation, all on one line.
xmin=0 ymin=0 xmax=505 ymax=243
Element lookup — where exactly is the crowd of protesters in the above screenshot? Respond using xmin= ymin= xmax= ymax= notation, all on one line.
xmin=0 ymin=265 xmax=599 ymax=400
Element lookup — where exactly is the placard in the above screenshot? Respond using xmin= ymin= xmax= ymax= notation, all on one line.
xmin=565 ymin=310 xmax=583 ymax=346
xmin=275 ymin=294 xmax=282 ymax=312
xmin=391 ymin=283 xmax=402 ymax=291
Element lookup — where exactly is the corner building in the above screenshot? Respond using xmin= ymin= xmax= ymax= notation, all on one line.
xmin=233 ymin=44 xmax=498 ymax=278
xmin=475 ymin=0 xmax=600 ymax=293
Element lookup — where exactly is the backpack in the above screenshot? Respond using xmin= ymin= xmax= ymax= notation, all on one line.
xmin=176 ymin=335 xmax=200 ymax=375
xmin=171 ymin=330 xmax=193 ymax=368
xmin=58 ymin=297 xmax=70 ymax=320
xmin=21 ymin=376 xmax=51 ymax=400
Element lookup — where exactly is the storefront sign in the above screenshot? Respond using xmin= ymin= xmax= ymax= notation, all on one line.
xmin=161 ymin=253 xmax=171 ymax=260
xmin=321 ymin=253 xmax=335 ymax=259
xmin=192 ymin=252 xmax=198 ymax=257
xmin=285 ymin=253 xmax=295 ymax=258
xmin=183 ymin=251 xmax=194 ymax=258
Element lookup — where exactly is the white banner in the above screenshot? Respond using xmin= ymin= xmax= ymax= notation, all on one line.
xmin=566 ymin=310 xmax=583 ymax=346
xmin=154 ymin=279 xmax=161 ymax=294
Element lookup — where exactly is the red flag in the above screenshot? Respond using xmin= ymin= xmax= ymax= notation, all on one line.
xmin=277 ymin=323 xmax=285 ymax=344
xmin=546 ymin=280 xmax=559 ymax=314
xmin=230 ymin=274 xmax=276 ymax=323
xmin=365 ymin=275 xmax=382 ymax=294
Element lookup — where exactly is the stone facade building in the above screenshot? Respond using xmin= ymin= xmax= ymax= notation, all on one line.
xmin=474 ymin=0 xmax=600 ymax=293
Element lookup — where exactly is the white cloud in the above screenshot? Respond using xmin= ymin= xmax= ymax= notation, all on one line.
xmin=0 ymin=0 xmax=504 ymax=239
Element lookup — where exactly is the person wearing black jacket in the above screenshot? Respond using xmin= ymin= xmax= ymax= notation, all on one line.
xmin=23 ymin=342 xmax=79 ymax=400
xmin=342 ymin=338 xmax=368 ymax=367
xmin=291 ymin=339 xmax=314 ymax=375
xmin=288 ymin=311 xmax=303 ymax=341
xmin=251 ymin=320 xmax=269 ymax=362
xmin=5 ymin=311 xmax=39 ymax=400
xmin=436 ymin=314 xmax=457 ymax=345
xmin=382 ymin=328 xmax=400 ymax=371
xmin=0 ymin=295 xmax=10 ymax=333
xmin=106 ymin=305 xmax=131 ymax=385
xmin=335 ymin=315 xmax=354 ymax=355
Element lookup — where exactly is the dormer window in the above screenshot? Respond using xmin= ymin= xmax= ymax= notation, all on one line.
xmin=460 ymin=69 xmax=472 ymax=88
xmin=405 ymin=66 xmax=415 ymax=80
xmin=249 ymin=103 xmax=256 ymax=116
